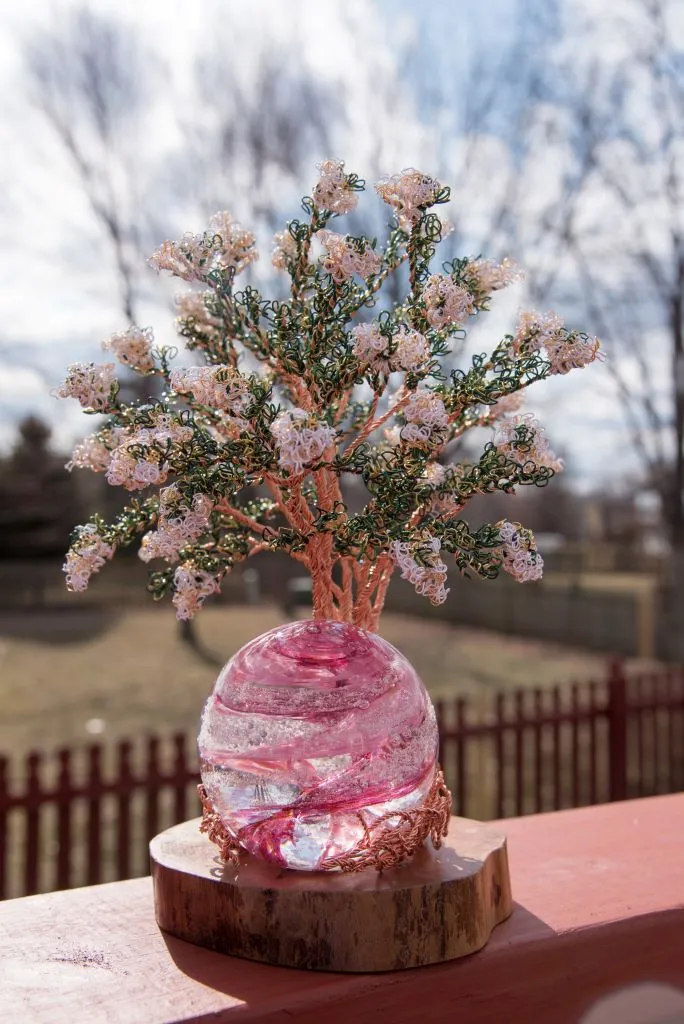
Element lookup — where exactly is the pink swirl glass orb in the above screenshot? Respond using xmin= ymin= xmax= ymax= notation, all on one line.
xmin=198 ymin=619 xmax=439 ymax=871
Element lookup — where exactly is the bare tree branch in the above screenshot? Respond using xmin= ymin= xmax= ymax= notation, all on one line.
xmin=25 ymin=7 xmax=150 ymax=324
xmin=527 ymin=0 xmax=684 ymax=544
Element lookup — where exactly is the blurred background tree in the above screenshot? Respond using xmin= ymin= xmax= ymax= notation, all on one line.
xmin=24 ymin=8 xmax=153 ymax=327
xmin=0 ymin=416 xmax=84 ymax=559
xmin=517 ymin=0 xmax=684 ymax=552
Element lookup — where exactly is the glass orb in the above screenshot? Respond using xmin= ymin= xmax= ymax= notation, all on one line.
xmin=198 ymin=619 xmax=438 ymax=871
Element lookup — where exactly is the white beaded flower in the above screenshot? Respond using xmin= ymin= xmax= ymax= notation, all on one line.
xmin=102 ymin=327 xmax=156 ymax=373
xmin=172 ymin=564 xmax=222 ymax=620
xmin=496 ymin=520 xmax=544 ymax=582
xmin=312 ymin=160 xmax=358 ymax=215
xmin=63 ymin=525 xmax=115 ymax=592
xmin=488 ymin=392 xmax=525 ymax=420
xmin=270 ymin=409 xmax=336 ymax=474
xmin=175 ymin=292 xmax=223 ymax=342
xmin=389 ymin=535 xmax=449 ymax=605
xmin=65 ymin=429 xmax=123 ymax=473
xmin=422 ymin=275 xmax=474 ymax=329
xmin=140 ymin=490 xmax=213 ymax=564
xmin=375 ymin=169 xmax=442 ymax=229
xmin=149 ymin=212 xmax=257 ymax=282
xmin=169 ymin=366 xmax=251 ymax=414
xmin=105 ymin=415 xmax=193 ymax=492
xmin=512 ymin=310 xmax=564 ymax=354
xmin=466 ymin=257 xmax=523 ymax=295
xmin=317 ymin=231 xmax=381 ymax=284
xmin=493 ymin=413 xmax=563 ymax=473
xmin=401 ymin=389 xmax=449 ymax=445
xmin=272 ymin=229 xmax=299 ymax=271
xmin=352 ymin=323 xmax=429 ymax=375
xmin=56 ymin=363 xmax=118 ymax=411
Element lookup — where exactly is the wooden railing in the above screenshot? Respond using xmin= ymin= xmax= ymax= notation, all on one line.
xmin=1 ymin=796 xmax=683 ymax=1023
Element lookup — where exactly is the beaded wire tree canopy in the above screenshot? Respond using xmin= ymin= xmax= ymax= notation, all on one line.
xmin=57 ymin=161 xmax=600 ymax=629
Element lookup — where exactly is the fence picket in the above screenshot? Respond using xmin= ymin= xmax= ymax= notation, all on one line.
xmin=116 ymin=742 xmax=133 ymax=881
xmin=571 ymin=684 xmax=580 ymax=807
xmin=651 ymin=675 xmax=661 ymax=793
xmin=86 ymin=746 xmax=103 ymax=886
xmin=495 ymin=693 xmax=506 ymax=819
xmin=173 ymin=734 xmax=189 ymax=824
xmin=607 ymin=660 xmax=628 ymax=802
xmin=0 ymin=758 xmax=8 ymax=900
xmin=636 ymin=675 xmax=646 ymax=797
xmin=514 ymin=691 xmax=524 ymax=817
xmin=145 ymin=737 xmax=161 ymax=847
xmin=24 ymin=753 xmax=42 ymax=896
xmin=533 ymin=689 xmax=543 ymax=813
xmin=455 ymin=700 xmax=466 ymax=818
xmin=588 ymin=681 xmax=598 ymax=804
xmin=552 ymin=687 xmax=562 ymax=810
xmin=671 ymin=670 xmax=683 ymax=789
xmin=679 ymin=670 xmax=684 ymax=789
xmin=56 ymin=750 xmax=73 ymax=890
xmin=435 ymin=698 xmax=447 ymax=789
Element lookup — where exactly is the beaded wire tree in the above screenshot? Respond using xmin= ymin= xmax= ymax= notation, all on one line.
xmin=57 ymin=161 xmax=600 ymax=631
xmin=57 ymin=162 xmax=601 ymax=875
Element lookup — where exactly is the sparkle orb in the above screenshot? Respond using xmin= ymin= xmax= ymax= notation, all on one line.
xmin=198 ymin=619 xmax=439 ymax=871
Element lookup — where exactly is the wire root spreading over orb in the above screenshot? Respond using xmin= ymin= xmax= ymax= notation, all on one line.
xmin=198 ymin=768 xmax=452 ymax=873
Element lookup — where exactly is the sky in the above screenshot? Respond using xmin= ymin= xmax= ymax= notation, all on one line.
xmin=0 ymin=0 xmax=672 ymax=493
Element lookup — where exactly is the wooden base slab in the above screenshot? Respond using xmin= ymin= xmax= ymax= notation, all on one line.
xmin=151 ymin=816 xmax=512 ymax=973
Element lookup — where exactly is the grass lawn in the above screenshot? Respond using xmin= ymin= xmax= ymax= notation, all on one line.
xmin=0 ymin=602 xmax=656 ymax=758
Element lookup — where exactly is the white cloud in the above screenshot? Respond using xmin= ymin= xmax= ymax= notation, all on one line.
xmin=0 ymin=365 xmax=45 ymax=398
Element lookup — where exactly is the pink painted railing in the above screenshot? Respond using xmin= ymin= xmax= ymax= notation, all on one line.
xmin=0 ymin=796 xmax=682 ymax=1023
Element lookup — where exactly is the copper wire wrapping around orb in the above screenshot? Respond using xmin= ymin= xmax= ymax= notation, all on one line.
xmin=198 ymin=619 xmax=447 ymax=871
xmin=198 ymin=769 xmax=452 ymax=873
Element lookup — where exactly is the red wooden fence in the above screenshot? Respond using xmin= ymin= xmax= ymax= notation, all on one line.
xmin=1 ymin=661 xmax=683 ymax=899
xmin=0 ymin=735 xmax=198 ymax=900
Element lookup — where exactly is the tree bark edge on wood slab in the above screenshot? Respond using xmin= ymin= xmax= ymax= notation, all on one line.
xmin=150 ymin=815 xmax=513 ymax=973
